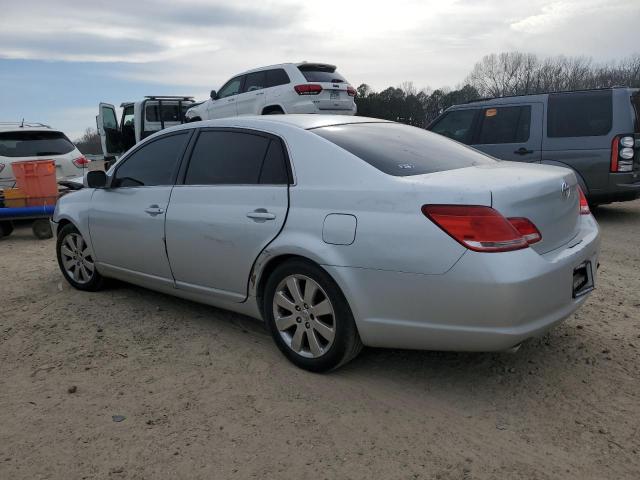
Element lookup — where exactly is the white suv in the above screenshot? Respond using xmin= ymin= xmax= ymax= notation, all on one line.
xmin=185 ymin=62 xmax=357 ymax=121
xmin=0 ymin=123 xmax=87 ymax=188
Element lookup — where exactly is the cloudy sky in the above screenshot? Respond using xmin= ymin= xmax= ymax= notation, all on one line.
xmin=1 ymin=0 xmax=638 ymax=139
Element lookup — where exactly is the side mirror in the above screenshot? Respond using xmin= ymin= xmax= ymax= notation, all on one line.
xmin=86 ymin=170 xmax=107 ymax=188
xmin=210 ymin=90 xmax=217 ymax=100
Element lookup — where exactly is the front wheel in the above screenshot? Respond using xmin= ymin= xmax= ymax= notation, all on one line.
xmin=263 ymin=259 xmax=362 ymax=372
xmin=56 ymin=223 xmax=104 ymax=291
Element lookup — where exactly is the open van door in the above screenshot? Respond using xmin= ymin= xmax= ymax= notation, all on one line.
xmin=96 ymin=103 xmax=122 ymax=158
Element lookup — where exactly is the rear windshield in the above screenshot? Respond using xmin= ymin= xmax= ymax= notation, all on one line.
xmin=547 ymin=90 xmax=612 ymax=137
xmin=298 ymin=65 xmax=347 ymax=83
xmin=0 ymin=130 xmax=75 ymax=158
xmin=311 ymin=122 xmax=496 ymax=176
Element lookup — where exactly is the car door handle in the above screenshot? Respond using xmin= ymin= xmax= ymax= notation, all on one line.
xmin=247 ymin=209 xmax=276 ymax=222
xmin=144 ymin=205 xmax=164 ymax=216
xmin=514 ymin=147 xmax=534 ymax=155
xmin=228 ymin=98 xmax=235 ymax=102
xmin=255 ymin=92 xmax=264 ymax=96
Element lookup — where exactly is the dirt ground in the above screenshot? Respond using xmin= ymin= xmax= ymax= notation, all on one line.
xmin=1 ymin=201 xmax=639 ymax=480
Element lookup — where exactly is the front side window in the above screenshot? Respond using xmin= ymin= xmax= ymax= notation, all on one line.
xmin=113 ymin=132 xmax=189 ymax=187
xmin=185 ymin=131 xmax=288 ymax=185
xmin=312 ymin=122 xmax=495 ymax=177
xmin=430 ymin=109 xmax=477 ymax=144
xmin=243 ymin=71 xmax=267 ymax=92
xmin=122 ymin=106 xmax=134 ymax=127
xmin=102 ymin=106 xmax=118 ymax=130
xmin=0 ymin=131 xmax=75 ymax=158
xmin=475 ymin=106 xmax=531 ymax=144
xmin=217 ymin=76 xmax=244 ymax=99
xmin=547 ymin=90 xmax=612 ymax=137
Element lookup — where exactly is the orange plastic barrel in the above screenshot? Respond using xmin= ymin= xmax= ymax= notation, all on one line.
xmin=11 ymin=159 xmax=58 ymax=206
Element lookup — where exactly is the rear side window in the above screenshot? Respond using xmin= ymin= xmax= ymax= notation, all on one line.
xmin=185 ymin=131 xmax=274 ymax=185
xmin=312 ymin=122 xmax=495 ymax=177
xmin=429 ymin=109 xmax=477 ymax=144
xmin=259 ymin=140 xmax=289 ymax=184
xmin=265 ymin=69 xmax=290 ymax=87
xmin=0 ymin=131 xmax=75 ymax=158
xmin=113 ymin=132 xmax=189 ymax=187
xmin=475 ymin=106 xmax=531 ymax=144
xmin=298 ymin=65 xmax=347 ymax=83
xmin=547 ymin=90 xmax=612 ymax=137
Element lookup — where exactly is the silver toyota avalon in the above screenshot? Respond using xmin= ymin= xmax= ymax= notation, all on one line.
xmin=52 ymin=115 xmax=600 ymax=371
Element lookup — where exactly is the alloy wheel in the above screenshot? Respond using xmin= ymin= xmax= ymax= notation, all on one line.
xmin=60 ymin=233 xmax=95 ymax=284
xmin=272 ymin=274 xmax=336 ymax=358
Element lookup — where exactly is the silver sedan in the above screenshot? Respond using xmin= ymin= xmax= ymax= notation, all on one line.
xmin=52 ymin=116 xmax=600 ymax=371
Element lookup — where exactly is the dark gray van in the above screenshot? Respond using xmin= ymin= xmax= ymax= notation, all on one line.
xmin=427 ymin=87 xmax=640 ymax=206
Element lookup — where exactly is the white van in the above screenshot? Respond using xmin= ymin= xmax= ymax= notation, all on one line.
xmin=97 ymin=96 xmax=196 ymax=158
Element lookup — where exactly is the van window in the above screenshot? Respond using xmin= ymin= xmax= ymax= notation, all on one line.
xmin=475 ymin=106 xmax=531 ymax=144
xmin=145 ymin=103 xmax=182 ymax=123
xmin=429 ymin=109 xmax=477 ymax=144
xmin=312 ymin=122 xmax=495 ymax=177
xmin=547 ymin=90 xmax=612 ymax=137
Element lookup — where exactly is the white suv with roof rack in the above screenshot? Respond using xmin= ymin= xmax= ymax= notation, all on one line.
xmin=97 ymin=96 xmax=196 ymax=158
xmin=0 ymin=122 xmax=87 ymax=188
xmin=185 ymin=62 xmax=357 ymax=121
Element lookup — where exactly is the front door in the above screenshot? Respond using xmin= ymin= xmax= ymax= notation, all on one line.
xmin=165 ymin=129 xmax=290 ymax=301
xmin=89 ymin=131 xmax=191 ymax=284
xmin=207 ymin=75 xmax=243 ymax=119
xmin=96 ymin=103 xmax=122 ymax=157
xmin=471 ymin=103 xmax=543 ymax=163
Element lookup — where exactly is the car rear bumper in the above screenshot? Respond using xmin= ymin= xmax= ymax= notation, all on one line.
xmin=589 ymin=172 xmax=640 ymax=203
xmin=325 ymin=215 xmax=600 ymax=352
xmin=286 ymin=99 xmax=357 ymax=115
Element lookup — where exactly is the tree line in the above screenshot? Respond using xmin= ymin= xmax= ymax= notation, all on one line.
xmin=355 ymin=52 xmax=640 ymax=128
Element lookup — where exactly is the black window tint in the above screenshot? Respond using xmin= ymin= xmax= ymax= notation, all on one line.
xmin=113 ymin=132 xmax=189 ymax=187
xmin=429 ymin=109 xmax=477 ymax=144
xmin=145 ymin=103 xmax=182 ymax=122
xmin=185 ymin=131 xmax=270 ymax=185
xmin=217 ymin=76 xmax=244 ymax=99
xmin=476 ymin=106 xmax=531 ymax=144
xmin=0 ymin=131 xmax=75 ymax=158
xmin=244 ymin=71 xmax=267 ymax=92
xmin=259 ymin=140 xmax=288 ymax=184
xmin=313 ymin=122 xmax=496 ymax=177
xmin=298 ymin=66 xmax=347 ymax=83
xmin=265 ymin=69 xmax=290 ymax=87
xmin=547 ymin=90 xmax=612 ymax=137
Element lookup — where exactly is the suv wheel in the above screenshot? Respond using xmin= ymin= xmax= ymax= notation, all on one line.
xmin=264 ymin=259 xmax=362 ymax=372
xmin=56 ymin=223 xmax=104 ymax=291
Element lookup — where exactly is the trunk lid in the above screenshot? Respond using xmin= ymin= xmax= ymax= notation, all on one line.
xmin=414 ymin=162 xmax=581 ymax=254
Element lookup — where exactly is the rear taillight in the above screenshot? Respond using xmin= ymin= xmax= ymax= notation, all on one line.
xmin=578 ymin=186 xmax=590 ymax=215
xmin=421 ymin=205 xmax=534 ymax=253
xmin=611 ymin=135 xmax=635 ymax=172
xmin=347 ymin=86 xmax=356 ymax=97
xmin=507 ymin=217 xmax=542 ymax=245
xmin=72 ymin=155 xmax=89 ymax=168
xmin=294 ymin=84 xmax=322 ymax=95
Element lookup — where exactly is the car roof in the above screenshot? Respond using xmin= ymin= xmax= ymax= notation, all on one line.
xmin=238 ymin=62 xmax=337 ymax=76
xmin=182 ymin=115 xmax=391 ymax=131
xmin=0 ymin=122 xmax=54 ymax=132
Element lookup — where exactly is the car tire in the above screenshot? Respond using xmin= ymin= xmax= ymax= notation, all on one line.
xmin=56 ymin=223 xmax=105 ymax=291
xmin=263 ymin=259 xmax=362 ymax=372
xmin=32 ymin=219 xmax=53 ymax=239
xmin=0 ymin=221 xmax=14 ymax=238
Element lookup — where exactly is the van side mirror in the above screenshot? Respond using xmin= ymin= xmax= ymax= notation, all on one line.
xmin=210 ymin=90 xmax=217 ymax=100
xmin=86 ymin=170 xmax=107 ymax=188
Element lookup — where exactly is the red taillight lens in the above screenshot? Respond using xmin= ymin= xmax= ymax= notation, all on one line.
xmin=347 ymin=86 xmax=356 ymax=97
xmin=421 ymin=205 xmax=530 ymax=252
xmin=507 ymin=217 xmax=541 ymax=245
xmin=294 ymin=84 xmax=322 ymax=95
xmin=610 ymin=136 xmax=619 ymax=172
xmin=72 ymin=155 xmax=89 ymax=168
xmin=578 ymin=186 xmax=590 ymax=215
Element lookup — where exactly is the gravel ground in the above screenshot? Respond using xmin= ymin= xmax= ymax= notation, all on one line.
xmin=1 ymin=201 xmax=639 ymax=479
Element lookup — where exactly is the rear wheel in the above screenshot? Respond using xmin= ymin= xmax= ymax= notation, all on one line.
xmin=0 ymin=221 xmax=14 ymax=238
xmin=32 ymin=219 xmax=53 ymax=239
xmin=56 ymin=223 xmax=104 ymax=291
xmin=264 ymin=259 xmax=362 ymax=372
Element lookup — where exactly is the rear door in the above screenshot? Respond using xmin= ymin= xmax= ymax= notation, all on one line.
xmin=471 ymin=103 xmax=543 ymax=162
xmin=165 ymin=129 xmax=290 ymax=302
xmin=297 ymin=64 xmax=354 ymax=111
xmin=96 ymin=103 xmax=122 ymax=157
xmin=236 ymin=71 xmax=267 ymax=115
